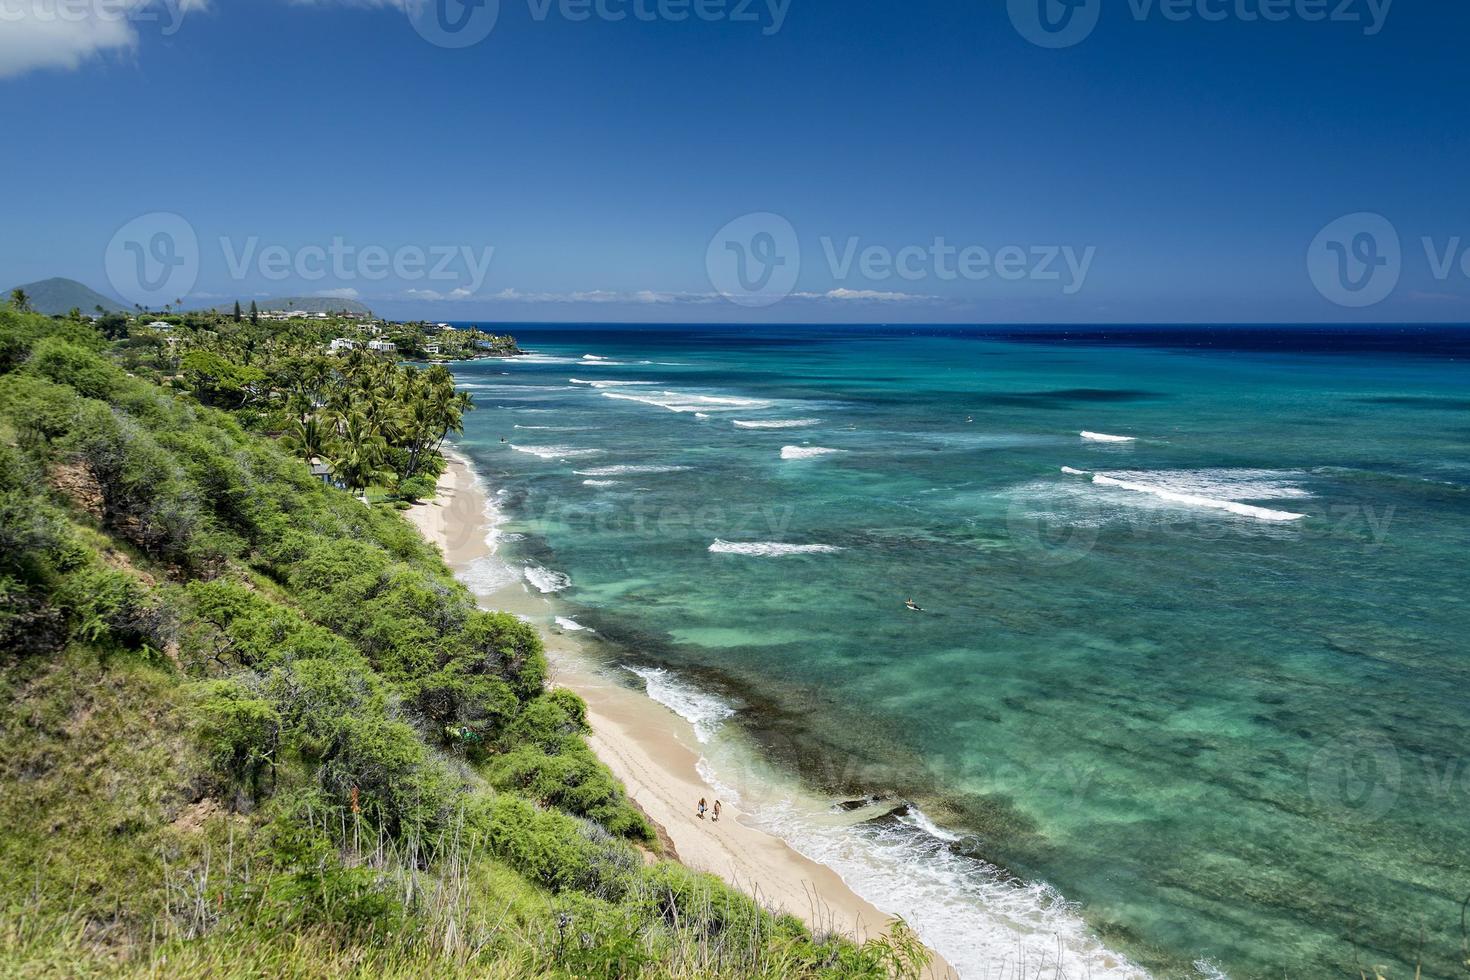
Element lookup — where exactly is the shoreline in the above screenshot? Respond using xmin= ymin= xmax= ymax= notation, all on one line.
xmin=405 ymin=448 xmax=956 ymax=977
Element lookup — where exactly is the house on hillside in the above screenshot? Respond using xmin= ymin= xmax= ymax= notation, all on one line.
xmin=308 ymin=458 xmax=340 ymax=488
xmin=146 ymin=320 xmax=173 ymax=331
xmin=367 ymin=340 xmax=396 ymax=354
xmin=329 ymin=338 xmax=359 ymax=352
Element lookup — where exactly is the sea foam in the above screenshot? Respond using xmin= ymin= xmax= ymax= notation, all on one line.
xmin=1064 ymin=467 xmax=1310 ymax=522
xmin=624 ymin=666 xmax=1150 ymax=979
xmin=523 ymin=564 xmax=572 ymax=593
xmin=456 ymin=556 xmax=520 ymax=596
xmin=709 ymin=539 xmax=843 ymax=556
xmin=734 ymin=418 xmax=821 ymax=429
xmin=569 ymin=378 xmax=658 ymax=388
xmin=780 ymin=446 xmax=842 ymax=460
xmin=555 ymin=616 xmax=590 ymax=632
xmin=1081 ymin=431 xmax=1137 ymax=443
xmin=509 ymin=444 xmax=605 ymax=460
xmin=574 ymin=464 xmax=691 ymax=476
xmin=758 ymin=801 xmax=1150 ymax=980
xmin=601 ymin=390 xmax=772 ymax=414
xmin=623 ymin=665 xmax=736 ymax=744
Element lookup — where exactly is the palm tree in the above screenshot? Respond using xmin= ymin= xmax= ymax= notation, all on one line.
xmin=282 ymin=416 xmax=333 ymax=462
xmin=329 ymin=413 xmax=389 ymax=502
xmin=8 ymin=288 xmax=30 ymax=312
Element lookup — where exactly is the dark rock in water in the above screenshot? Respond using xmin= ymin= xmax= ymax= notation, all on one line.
xmin=864 ymin=803 xmax=912 ymax=826
xmin=835 ymin=795 xmax=888 ymax=812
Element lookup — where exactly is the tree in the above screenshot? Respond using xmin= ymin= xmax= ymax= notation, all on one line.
xmin=249 ymin=300 xmax=259 ymax=325
xmin=233 ymin=301 xmax=242 ymax=323
xmin=329 ymin=413 xmax=390 ymax=502
xmin=282 ymin=416 xmax=334 ymax=462
xmin=8 ymin=288 xmax=30 ymax=312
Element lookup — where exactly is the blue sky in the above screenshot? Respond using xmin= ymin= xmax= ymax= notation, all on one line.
xmin=2 ymin=0 xmax=1468 ymax=323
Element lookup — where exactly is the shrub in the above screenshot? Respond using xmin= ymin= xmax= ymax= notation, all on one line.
xmin=192 ymin=678 xmax=281 ymax=805
xmin=26 ymin=336 xmax=123 ymax=401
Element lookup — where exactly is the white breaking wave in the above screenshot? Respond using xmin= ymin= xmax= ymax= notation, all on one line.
xmin=781 ymin=446 xmax=842 ymax=460
xmin=582 ymin=479 xmax=622 ymax=487
xmin=555 ymin=616 xmax=590 ymax=632
xmin=455 ymin=556 xmax=520 ymax=596
xmin=503 ymin=353 xmax=584 ymax=365
xmin=623 ymin=665 xmax=735 ymax=744
xmin=509 ymin=444 xmax=605 ymax=460
xmin=614 ymin=661 xmax=1146 ymax=979
xmin=569 ymin=378 xmax=659 ymax=388
xmin=1081 ymin=431 xmax=1137 ymax=443
xmin=514 ymin=424 xmax=592 ymax=431
xmin=601 ymin=390 xmax=772 ymax=414
xmin=896 ymin=805 xmax=964 ymax=844
xmin=453 ymin=452 xmax=507 ymax=553
xmin=1063 ymin=467 xmax=1309 ymax=522
xmin=574 ymin=464 xmax=691 ymax=476
xmin=523 ymin=564 xmax=572 ymax=593
xmin=709 ymin=539 xmax=843 ymax=556
xmin=759 ymin=801 xmax=1150 ymax=980
xmin=582 ymin=354 xmax=608 ymax=360
xmin=734 ymin=419 xmax=821 ymax=429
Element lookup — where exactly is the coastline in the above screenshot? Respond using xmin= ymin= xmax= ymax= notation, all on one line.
xmin=405 ymin=448 xmax=956 ymax=977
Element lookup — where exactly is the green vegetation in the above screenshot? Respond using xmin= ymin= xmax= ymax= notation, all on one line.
xmin=0 ymin=302 xmax=928 ymax=978
xmin=115 ymin=309 xmax=509 ymax=501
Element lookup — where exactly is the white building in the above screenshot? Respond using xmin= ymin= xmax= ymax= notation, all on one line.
xmin=329 ymin=338 xmax=359 ymax=352
xmin=146 ymin=320 xmax=172 ymax=331
xmin=367 ymin=340 xmax=397 ymax=354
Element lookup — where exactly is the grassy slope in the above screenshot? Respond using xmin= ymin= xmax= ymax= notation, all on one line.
xmin=0 ymin=308 xmax=925 ymax=979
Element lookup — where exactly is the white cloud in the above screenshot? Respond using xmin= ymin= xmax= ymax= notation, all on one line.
xmin=0 ymin=0 xmax=207 ymax=79
xmin=315 ymin=287 xmax=360 ymax=299
xmin=794 ymin=288 xmax=937 ymax=302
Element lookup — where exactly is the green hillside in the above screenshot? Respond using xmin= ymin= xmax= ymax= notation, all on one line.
xmin=7 ymin=277 xmax=126 ymax=316
xmin=0 ymin=302 xmax=923 ymax=978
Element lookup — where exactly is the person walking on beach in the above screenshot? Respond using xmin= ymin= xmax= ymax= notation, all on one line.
xmin=697 ymin=798 xmax=708 ymax=820
xmin=712 ymin=800 xmax=722 ymax=822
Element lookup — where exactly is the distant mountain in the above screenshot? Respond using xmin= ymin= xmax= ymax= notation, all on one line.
xmin=205 ymin=296 xmax=374 ymax=316
xmin=7 ymin=278 xmax=126 ymax=316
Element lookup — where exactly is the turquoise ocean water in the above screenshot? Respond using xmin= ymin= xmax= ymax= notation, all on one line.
xmin=446 ymin=325 xmax=1470 ymax=978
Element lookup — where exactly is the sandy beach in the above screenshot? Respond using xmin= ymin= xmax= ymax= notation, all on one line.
xmin=406 ymin=449 xmax=954 ymax=975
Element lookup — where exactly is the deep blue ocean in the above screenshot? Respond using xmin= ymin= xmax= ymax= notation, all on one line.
xmin=444 ymin=324 xmax=1470 ymax=978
